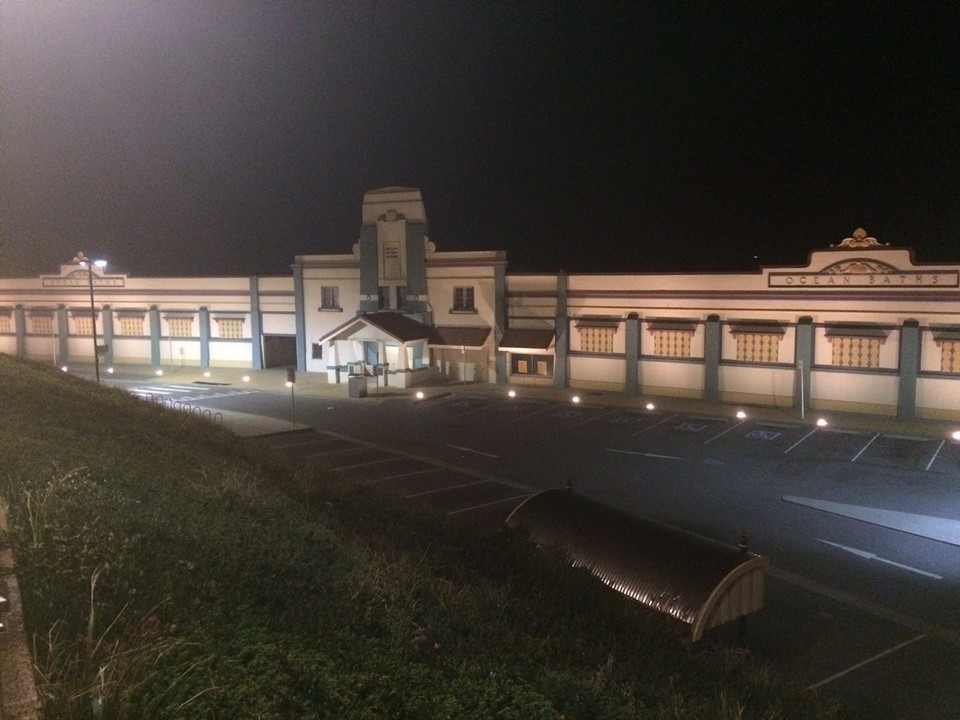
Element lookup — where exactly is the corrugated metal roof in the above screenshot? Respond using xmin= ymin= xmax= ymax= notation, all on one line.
xmin=499 ymin=328 xmax=555 ymax=351
xmin=428 ymin=326 xmax=491 ymax=349
xmin=506 ymin=489 xmax=766 ymax=641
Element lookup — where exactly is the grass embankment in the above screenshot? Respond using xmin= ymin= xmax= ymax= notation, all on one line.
xmin=0 ymin=357 xmax=839 ymax=719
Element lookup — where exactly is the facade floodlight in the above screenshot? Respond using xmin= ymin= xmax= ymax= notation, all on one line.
xmin=952 ymin=430 xmax=960 ymax=442
xmin=572 ymin=395 xmax=580 ymax=404
xmin=646 ymin=402 xmax=655 ymax=410
xmin=736 ymin=410 xmax=747 ymax=419
xmin=508 ymin=389 xmax=516 ymax=398
xmin=816 ymin=418 xmax=828 ymax=427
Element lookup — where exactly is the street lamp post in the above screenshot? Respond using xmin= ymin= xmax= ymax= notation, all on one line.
xmin=72 ymin=252 xmax=107 ymax=383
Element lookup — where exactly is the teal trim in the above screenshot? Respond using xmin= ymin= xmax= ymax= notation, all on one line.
xmin=293 ymin=264 xmax=307 ymax=372
xmin=102 ymin=305 xmax=114 ymax=366
xmin=149 ymin=306 xmax=161 ymax=366
xmin=359 ymin=225 xmax=379 ymax=312
xmin=554 ymin=272 xmax=568 ymax=389
xmin=199 ymin=307 xmax=210 ymax=368
xmin=704 ymin=315 xmax=720 ymax=403
xmin=249 ymin=277 xmax=263 ymax=370
xmin=897 ymin=319 xmax=919 ymax=419
xmin=625 ymin=313 xmax=639 ymax=394
xmin=57 ymin=306 xmax=69 ymax=364
xmin=14 ymin=305 xmax=25 ymax=358
xmin=795 ymin=316 xmax=813 ymax=412
xmin=495 ymin=266 xmax=507 ymax=384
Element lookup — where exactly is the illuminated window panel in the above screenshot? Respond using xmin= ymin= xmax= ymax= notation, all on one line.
xmin=74 ymin=316 xmax=94 ymax=336
xmin=29 ymin=315 xmax=53 ymax=335
xmin=735 ymin=333 xmax=780 ymax=363
xmin=167 ymin=317 xmax=193 ymax=338
xmin=651 ymin=329 xmax=693 ymax=358
xmin=119 ymin=316 xmax=144 ymax=336
xmin=215 ymin=318 xmax=244 ymax=339
xmin=0 ymin=315 xmax=10 ymax=334
xmin=580 ymin=326 xmax=615 ymax=353
xmin=831 ymin=336 xmax=881 ymax=368
xmin=941 ymin=340 xmax=960 ymax=373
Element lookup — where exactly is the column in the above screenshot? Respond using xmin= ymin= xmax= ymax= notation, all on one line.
xmin=897 ymin=319 xmax=919 ymax=419
xmin=795 ymin=316 xmax=813 ymax=414
xmin=14 ymin=305 xmax=25 ymax=359
xmin=149 ymin=305 xmax=161 ymax=367
xmin=293 ymin=263 xmax=306 ymax=372
xmin=249 ymin=277 xmax=264 ymax=370
xmin=102 ymin=305 xmax=114 ymax=367
xmin=703 ymin=315 xmax=720 ymax=403
xmin=625 ymin=313 xmax=639 ymax=395
xmin=57 ymin=305 xmax=69 ymax=366
xmin=199 ymin=306 xmax=210 ymax=369
xmin=494 ymin=265 xmax=507 ymax=385
xmin=554 ymin=271 xmax=568 ymax=389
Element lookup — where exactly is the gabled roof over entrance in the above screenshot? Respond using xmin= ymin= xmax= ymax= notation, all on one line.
xmin=318 ymin=312 xmax=433 ymax=345
xmin=428 ymin=326 xmax=491 ymax=350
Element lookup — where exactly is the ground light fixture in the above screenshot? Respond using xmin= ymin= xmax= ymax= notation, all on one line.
xmin=60 ymin=365 xmax=68 ymax=373
xmin=645 ymin=402 xmax=655 ymax=410
xmin=507 ymin=389 xmax=516 ymax=398
xmin=736 ymin=410 xmax=747 ymax=420
xmin=952 ymin=430 xmax=960 ymax=442
xmin=106 ymin=367 xmax=114 ymax=374
xmin=155 ymin=369 xmax=164 ymax=376
xmin=571 ymin=395 xmax=580 ymax=404
xmin=242 ymin=376 xmax=250 ymax=382
xmin=817 ymin=418 xmax=829 ymax=427
xmin=416 ymin=391 xmax=425 ymax=400
xmin=203 ymin=371 xmax=211 ymax=378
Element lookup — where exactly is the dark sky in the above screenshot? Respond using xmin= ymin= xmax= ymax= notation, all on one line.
xmin=2 ymin=2 xmax=958 ymax=278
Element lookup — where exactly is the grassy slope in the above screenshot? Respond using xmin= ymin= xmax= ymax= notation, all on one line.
xmin=0 ymin=357 xmax=840 ymax=719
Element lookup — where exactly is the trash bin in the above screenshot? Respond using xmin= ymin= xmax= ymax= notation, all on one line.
xmin=348 ymin=375 xmax=367 ymax=398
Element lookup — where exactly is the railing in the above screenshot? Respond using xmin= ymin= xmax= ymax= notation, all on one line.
xmin=141 ymin=393 xmax=223 ymax=425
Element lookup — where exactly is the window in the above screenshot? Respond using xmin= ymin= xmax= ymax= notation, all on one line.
xmin=312 ymin=342 xmax=323 ymax=360
xmin=576 ymin=319 xmax=618 ymax=353
xmin=378 ymin=286 xmax=391 ymax=310
xmin=453 ymin=286 xmax=475 ymax=312
xmin=167 ymin=317 xmax=193 ymax=338
xmin=29 ymin=314 xmax=53 ymax=335
xmin=320 ymin=286 xmax=340 ymax=310
xmin=831 ymin=336 xmax=881 ymax=368
xmin=729 ymin=322 xmax=785 ymax=363
xmin=215 ymin=318 xmax=244 ymax=339
xmin=941 ymin=341 xmax=960 ymax=373
xmin=511 ymin=353 xmax=553 ymax=377
xmin=647 ymin=320 xmax=696 ymax=358
xmin=825 ymin=324 xmax=886 ymax=369
xmin=0 ymin=314 xmax=10 ymax=334
xmin=74 ymin=316 xmax=94 ymax=336
xmin=118 ymin=315 xmax=144 ymax=336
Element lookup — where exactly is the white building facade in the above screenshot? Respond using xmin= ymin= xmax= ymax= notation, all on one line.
xmin=1 ymin=189 xmax=958 ymax=420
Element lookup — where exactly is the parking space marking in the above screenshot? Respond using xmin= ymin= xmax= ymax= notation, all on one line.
xmin=850 ymin=432 xmax=880 ymax=462
xmin=447 ymin=444 xmax=499 ymax=458
xmin=568 ymin=408 xmax=619 ymax=429
xmin=704 ymin=420 xmax=745 ymax=445
xmin=302 ymin=445 xmax=367 ymax=458
xmin=817 ymin=539 xmax=943 ymax=579
xmin=807 ymin=633 xmax=927 ymax=690
xmin=512 ymin=404 xmax=552 ymax=421
xmin=406 ymin=479 xmax=490 ymax=498
xmin=335 ymin=456 xmax=402 ymax=471
xmin=270 ymin=436 xmax=339 ymax=449
xmin=446 ymin=494 xmax=532 ymax=516
xmin=606 ymin=448 xmax=682 ymax=460
xmin=925 ymin=439 xmax=946 ymax=471
xmin=783 ymin=427 xmax=820 ymax=454
xmin=632 ymin=413 xmax=678 ymax=436
xmin=364 ymin=468 xmax=440 ymax=485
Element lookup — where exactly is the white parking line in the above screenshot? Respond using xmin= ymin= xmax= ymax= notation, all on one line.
xmin=364 ymin=468 xmax=440 ymax=485
xmin=783 ymin=427 xmax=820 ymax=454
xmin=406 ymin=479 xmax=489 ymax=498
xmin=850 ymin=432 xmax=880 ymax=462
xmin=335 ymin=456 xmax=400 ymax=471
xmin=605 ymin=448 xmax=682 ymax=460
xmin=925 ymin=439 xmax=946 ymax=471
xmin=703 ymin=420 xmax=744 ymax=445
xmin=631 ymin=413 xmax=678 ymax=436
xmin=568 ymin=408 xmax=619 ymax=429
xmin=817 ymin=539 xmax=943 ymax=579
xmin=447 ymin=444 xmax=499 ymax=458
xmin=302 ymin=446 xmax=366 ymax=458
xmin=807 ymin=634 xmax=927 ymax=690
xmin=446 ymin=494 xmax=532 ymax=516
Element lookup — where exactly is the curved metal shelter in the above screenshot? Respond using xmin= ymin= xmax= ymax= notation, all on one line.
xmin=505 ymin=489 xmax=767 ymax=642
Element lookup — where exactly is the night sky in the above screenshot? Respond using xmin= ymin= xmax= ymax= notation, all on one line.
xmin=2 ymin=2 xmax=958 ymax=278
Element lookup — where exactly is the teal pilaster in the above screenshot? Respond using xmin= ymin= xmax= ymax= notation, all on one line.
xmin=795 ymin=316 xmax=813 ymax=413
xmin=897 ymin=319 xmax=919 ymax=419
xmin=249 ymin=277 xmax=263 ymax=370
xmin=149 ymin=306 xmax=161 ymax=366
xmin=495 ymin=265 xmax=507 ymax=384
xmin=704 ymin=315 xmax=720 ymax=403
xmin=293 ymin=263 xmax=306 ymax=372
xmin=199 ymin=306 xmax=210 ymax=369
xmin=57 ymin=306 xmax=69 ymax=365
xmin=554 ymin=272 xmax=568 ymax=389
xmin=14 ymin=305 xmax=25 ymax=358
xmin=625 ymin=313 xmax=639 ymax=395
xmin=102 ymin=305 xmax=114 ymax=367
